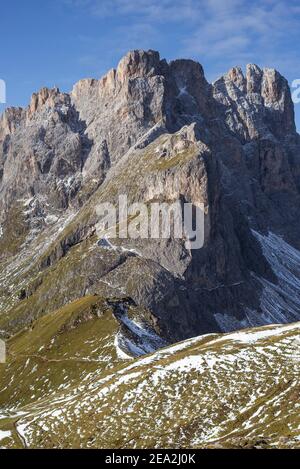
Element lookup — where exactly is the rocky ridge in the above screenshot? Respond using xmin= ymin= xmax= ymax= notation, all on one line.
xmin=0 ymin=49 xmax=300 ymax=343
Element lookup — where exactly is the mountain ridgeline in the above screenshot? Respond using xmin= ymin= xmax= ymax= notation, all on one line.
xmin=0 ymin=49 xmax=300 ymax=346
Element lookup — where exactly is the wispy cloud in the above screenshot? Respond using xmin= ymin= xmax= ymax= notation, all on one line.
xmin=65 ymin=0 xmax=300 ymax=83
xmin=181 ymin=1 xmax=300 ymax=69
xmin=65 ymin=0 xmax=201 ymax=22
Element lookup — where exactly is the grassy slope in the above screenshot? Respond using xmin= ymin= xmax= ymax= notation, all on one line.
xmin=0 ymin=295 xmax=132 ymax=448
xmin=0 ymin=309 xmax=299 ymax=449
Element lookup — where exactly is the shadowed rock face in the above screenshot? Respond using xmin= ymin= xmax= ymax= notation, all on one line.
xmin=0 ymin=49 xmax=300 ymax=342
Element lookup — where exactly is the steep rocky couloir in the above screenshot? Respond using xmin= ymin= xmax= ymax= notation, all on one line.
xmin=0 ymin=49 xmax=300 ymax=343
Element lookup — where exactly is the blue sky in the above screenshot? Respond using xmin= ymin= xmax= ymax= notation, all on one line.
xmin=1 ymin=0 xmax=300 ymax=129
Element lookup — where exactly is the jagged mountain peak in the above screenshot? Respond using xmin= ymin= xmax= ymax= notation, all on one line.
xmin=0 ymin=49 xmax=299 ymax=344
xmin=213 ymin=62 xmax=296 ymax=140
xmin=27 ymin=86 xmax=70 ymax=118
xmin=116 ymin=49 xmax=162 ymax=80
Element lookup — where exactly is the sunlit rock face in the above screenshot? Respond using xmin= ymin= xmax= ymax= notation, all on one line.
xmin=0 ymin=49 xmax=300 ymax=342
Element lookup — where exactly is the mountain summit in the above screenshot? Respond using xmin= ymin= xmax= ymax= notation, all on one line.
xmin=0 ymin=49 xmax=300 ymax=345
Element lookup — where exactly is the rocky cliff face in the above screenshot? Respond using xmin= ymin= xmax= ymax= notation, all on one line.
xmin=0 ymin=50 xmax=300 ymax=344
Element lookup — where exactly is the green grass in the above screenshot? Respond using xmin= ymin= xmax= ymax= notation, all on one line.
xmin=0 ymin=320 xmax=299 ymax=449
xmin=0 ymin=202 xmax=29 ymax=258
xmin=0 ymin=296 xmax=125 ymax=409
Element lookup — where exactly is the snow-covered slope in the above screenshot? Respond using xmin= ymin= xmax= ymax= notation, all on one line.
xmin=253 ymin=231 xmax=300 ymax=324
xmin=0 ymin=318 xmax=299 ymax=449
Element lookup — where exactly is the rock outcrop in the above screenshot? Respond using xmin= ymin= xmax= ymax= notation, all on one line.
xmin=0 ymin=50 xmax=300 ymax=342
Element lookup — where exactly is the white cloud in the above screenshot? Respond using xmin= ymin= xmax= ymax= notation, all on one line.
xmin=66 ymin=0 xmax=300 ymax=83
xmin=66 ymin=0 xmax=202 ymax=22
xmin=178 ymin=0 xmax=300 ymax=80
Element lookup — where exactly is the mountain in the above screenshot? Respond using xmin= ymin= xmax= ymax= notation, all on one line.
xmin=0 ymin=310 xmax=299 ymax=448
xmin=0 ymin=50 xmax=300 ymax=448
xmin=1 ymin=50 xmax=300 ymax=344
